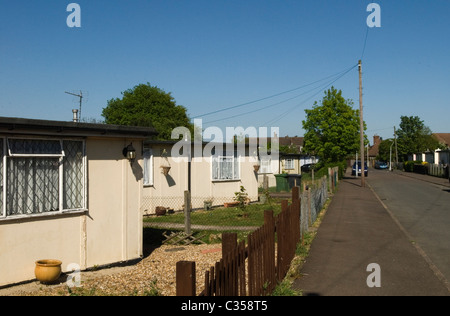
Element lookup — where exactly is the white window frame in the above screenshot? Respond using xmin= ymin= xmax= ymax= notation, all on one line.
xmin=143 ymin=148 xmax=154 ymax=186
xmin=212 ymin=151 xmax=241 ymax=181
xmin=259 ymin=157 xmax=272 ymax=174
xmin=0 ymin=137 xmax=87 ymax=220
xmin=284 ymin=158 xmax=295 ymax=170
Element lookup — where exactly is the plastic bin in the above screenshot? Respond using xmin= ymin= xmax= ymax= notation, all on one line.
xmin=287 ymin=174 xmax=302 ymax=189
xmin=275 ymin=174 xmax=289 ymax=192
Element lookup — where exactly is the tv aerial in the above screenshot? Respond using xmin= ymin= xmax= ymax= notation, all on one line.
xmin=65 ymin=90 xmax=88 ymax=121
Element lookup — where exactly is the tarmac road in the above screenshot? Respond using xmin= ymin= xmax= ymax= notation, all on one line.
xmin=367 ymin=168 xmax=450 ymax=288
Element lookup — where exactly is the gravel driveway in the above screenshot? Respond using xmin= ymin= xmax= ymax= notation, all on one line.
xmin=0 ymin=244 xmax=223 ymax=296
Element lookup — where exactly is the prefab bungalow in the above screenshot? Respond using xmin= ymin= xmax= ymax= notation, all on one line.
xmin=0 ymin=117 xmax=156 ymax=287
xmin=141 ymin=140 xmax=259 ymax=215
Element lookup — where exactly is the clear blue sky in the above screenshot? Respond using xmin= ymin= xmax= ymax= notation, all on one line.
xmin=1 ymin=0 xmax=449 ymax=143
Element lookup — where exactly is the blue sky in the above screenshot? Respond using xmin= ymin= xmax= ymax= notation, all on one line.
xmin=1 ymin=0 xmax=449 ymax=143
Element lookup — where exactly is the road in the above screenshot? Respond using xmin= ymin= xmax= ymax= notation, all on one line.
xmin=367 ymin=168 xmax=450 ymax=286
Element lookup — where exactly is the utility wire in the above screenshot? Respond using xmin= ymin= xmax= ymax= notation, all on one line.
xmin=193 ymin=65 xmax=362 ymax=119
xmin=263 ymin=63 xmax=358 ymax=126
xmin=202 ymin=69 xmax=352 ymax=125
xmin=360 ymin=26 xmax=369 ymax=60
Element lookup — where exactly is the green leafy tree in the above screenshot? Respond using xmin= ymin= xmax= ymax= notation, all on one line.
xmin=377 ymin=138 xmax=394 ymax=162
xmin=102 ymin=83 xmax=193 ymax=140
xmin=396 ymin=116 xmax=441 ymax=161
xmin=302 ymin=87 xmax=365 ymax=163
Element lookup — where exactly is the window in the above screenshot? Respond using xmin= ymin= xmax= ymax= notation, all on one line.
xmin=143 ymin=148 xmax=153 ymax=186
xmin=259 ymin=157 xmax=272 ymax=174
xmin=212 ymin=151 xmax=240 ymax=181
xmin=1 ymin=138 xmax=86 ymax=218
xmin=284 ymin=159 xmax=295 ymax=170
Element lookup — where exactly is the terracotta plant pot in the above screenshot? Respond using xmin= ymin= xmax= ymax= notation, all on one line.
xmin=224 ymin=202 xmax=240 ymax=208
xmin=155 ymin=206 xmax=167 ymax=216
xmin=35 ymin=259 xmax=62 ymax=283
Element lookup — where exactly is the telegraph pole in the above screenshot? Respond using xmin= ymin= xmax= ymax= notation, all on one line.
xmin=359 ymin=60 xmax=365 ymax=187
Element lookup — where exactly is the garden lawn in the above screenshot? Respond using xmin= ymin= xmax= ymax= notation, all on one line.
xmin=143 ymin=202 xmax=283 ymax=228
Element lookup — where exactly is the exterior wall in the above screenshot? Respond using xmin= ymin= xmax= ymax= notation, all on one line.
xmin=281 ymin=157 xmax=300 ymax=174
xmin=257 ymin=158 xmax=279 ymax=188
xmin=142 ymin=143 xmax=259 ymax=215
xmin=142 ymin=144 xmax=188 ymax=214
xmin=438 ymin=150 xmax=450 ymax=165
xmin=85 ymin=138 xmax=143 ymax=268
xmin=190 ymin=155 xmax=259 ymax=206
xmin=0 ymin=137 xmax=144 ymax=287
xmin=0 ymin=215 xmax=82 ymax=286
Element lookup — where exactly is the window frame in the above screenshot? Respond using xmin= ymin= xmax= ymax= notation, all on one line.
xmin=284 ymin=158 xmax=295 ymax=170
xmin=212 ymin=150 xmax=241 ymax=182
xmin=0 ymin=136 xmax=87 ymax=220
xmin=259 ymin=156 xmax=272 ymax=174
xmin=143 ymin=147 xmax=154 ymax=187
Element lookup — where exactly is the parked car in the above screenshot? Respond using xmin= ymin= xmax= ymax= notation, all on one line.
xmin=374 ymin=161 xmax=388 ymax=169
xmin=301 ymin=163 xmax=316 ymax=173
xmin=352 ymin=161 xmax=368 ymax=177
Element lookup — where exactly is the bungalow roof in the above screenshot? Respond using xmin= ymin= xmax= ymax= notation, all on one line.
xmin=0 ymin=116 xmax=157 ymax=138
xmin=433 ymin=133 xmax=450 ymax=148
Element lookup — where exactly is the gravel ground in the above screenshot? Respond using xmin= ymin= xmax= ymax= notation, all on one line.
xmin=0 ymin=244 xmax=223 ymax=296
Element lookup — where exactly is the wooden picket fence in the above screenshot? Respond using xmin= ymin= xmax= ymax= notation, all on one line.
xmin=176 ymin=187 xmax=301 ymax=296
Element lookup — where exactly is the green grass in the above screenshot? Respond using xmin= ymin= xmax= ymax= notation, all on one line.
xmin=144 ymin=202 xmax=283 ymax=228
xmin=143 ymin=201 xmax=285 ymax=246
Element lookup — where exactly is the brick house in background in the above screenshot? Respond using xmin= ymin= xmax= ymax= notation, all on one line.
xmin=368 ymin=135 xmax=382 ymax=166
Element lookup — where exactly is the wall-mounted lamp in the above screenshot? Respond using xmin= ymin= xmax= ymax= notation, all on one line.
xmin=123 ymin=143 xmax=136 ymax=164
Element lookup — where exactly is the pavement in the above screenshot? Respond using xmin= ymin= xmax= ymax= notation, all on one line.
xmin=392 ymin=169 xmax=450 ymax=188
xmin=293 ymin=170 xmax=450 ymax=296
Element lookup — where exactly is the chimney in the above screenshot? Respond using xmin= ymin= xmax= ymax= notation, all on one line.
xmin=373 ymin=135 xmax=381 ymax=145
xmin=72 ymin=109 xmax=79 ymax=122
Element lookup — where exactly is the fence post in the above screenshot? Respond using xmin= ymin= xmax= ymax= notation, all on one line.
xmin=307 ymin=187 xmax=312 ymax=227
xmin=184 ymin=190 xmax=191 ymax=235
xmin=292 ymin=186 xmax=299 ymax=202
xmin=222 ymin=233 xmax=237 ymax=257
xmin=176 ymin=261 xmax=196 ymax=296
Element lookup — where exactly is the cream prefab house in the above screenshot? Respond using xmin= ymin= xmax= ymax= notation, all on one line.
xmin=0 ymin=117 xmax=156 ymax=287
xmin=142 ymin=140 xmax=259 ymax=215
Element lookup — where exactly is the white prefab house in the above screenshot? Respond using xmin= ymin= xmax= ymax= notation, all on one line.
xmin=0 ymin=117 xmax=156 ymax=287
xmin=142 ymin=140 xmax=260 ymax=215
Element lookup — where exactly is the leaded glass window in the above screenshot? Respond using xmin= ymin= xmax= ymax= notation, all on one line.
xmin=0 ymin=137 xmax=86 ymax=218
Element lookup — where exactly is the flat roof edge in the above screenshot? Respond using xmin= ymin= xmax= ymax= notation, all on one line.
xmin=0 ymin=116 xmax=158 ymax=138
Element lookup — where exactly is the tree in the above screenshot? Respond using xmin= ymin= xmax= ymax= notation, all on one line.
xmin=377 ymin=138 xmax=394 ymax=162
xmin=302 ymin=87 xmax=364 ymax=163
xmin=102 ymin=83 xmax=193 ymax=140
xmin=396 ymin=116 xmax=440 ymax=161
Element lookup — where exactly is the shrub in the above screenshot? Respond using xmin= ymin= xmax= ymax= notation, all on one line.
xmin=404 ymin=160 xmax=428 ymax=173
xmin=234 ymin=186 xmax=248 ymax=211
xmin=404 ymin=161 xmax=416 ymax=172
xmin=314 ymin=160 xmax=347 ymax=180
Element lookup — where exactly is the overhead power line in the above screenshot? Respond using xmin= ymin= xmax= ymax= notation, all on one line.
xmin=193 ymin=65 xmax=361 ymax=119
xmin=262 ymin=63 xmax=358 ymax=126
xmin=360 ymin=26 xmax=370 ymax=60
